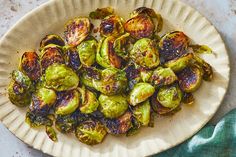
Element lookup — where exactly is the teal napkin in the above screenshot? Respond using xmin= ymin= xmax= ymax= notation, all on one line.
xmin=154 ymin=109 xmax=236 ymax=157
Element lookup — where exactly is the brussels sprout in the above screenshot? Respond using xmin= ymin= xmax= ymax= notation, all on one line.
xmin=25 ymin=111 xmax=53 ymax=127
xmin=89 ymin=7 xmax=114 ymax=19
xmin=80 ymin=67 xmax=101 ymax=90
xmin=46 ymin=126 xmax=58 ymax=142
xmin=75 ymin=120 xmax=107 ymax=145
xmin=124 ymin=14 xmax=154 ymax=39
xmin=190 ymin=45 xmax=212 ymax=54
xmin=129 ymin=82 xmax=155 ymax=106
xmin=132 ymin=100 xmax=151 ymax=126
xmin=96 ymin=36 xmax=123 ymax=69
xmin=98 ymin=94 xmax=128 ymax=119
xmin=40 ymin=44 xmax=65 ymax=71
xmin=11 ymin=70 xmax=33 ymax=90
xmin=78 ymin=87 xmax=99 ymax=114
xmin=164 ymin=53 xmax=193 ymax=72
xmin=55 ymin=90 xmax=80 ymax=115
xmin=126 ymin=116 xmax=141 ymax=136
xmin=159 ymin=31 xmax=190 ymax=62
xmin=149 ymin=67 xmax=177 ymax=86
xmin=45 ymin=64 xmax=79 ymax=91
xmin=65 ymin=48 xmax=81 ymax=71
xmin=19 ymin=52 xmax=41 ymax=81
xmin=100 ymin=15 xmax=124 ymax=37
xmin=55 ymin=111 xmax=78 ymax=133
xmin=124 ymin=64 xmax=141 ymax=89
xmin=177 ymin=66 xmax=202 ymax=93
xmin=64 ymin=17 xmax=91 ymax=47
xmin=40 ymin=34 xmax=65 ymax=49
xmin=182 ymin=92 xmax=194 ymax=105
xmin=95 ymin=68 xmax=128 ymax=95
xmin=29 ymin=87 xmax=56 ymax=115
xmin=140 ymin=69 xmax=153 ymax=83
xmin=77 ymin=39 xmax=97 ymax=67
xmin=130 ymin=38 xmax=160 ymax=69
xmin=113 ymin=33 xmax=130 ymax=59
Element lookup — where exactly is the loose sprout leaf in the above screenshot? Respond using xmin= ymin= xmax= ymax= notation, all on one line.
xmin=89 ymin=7 xmax=114 ymax=19
xmin=190 ymin=44 xmax=213 ymax=54
xmin=46 ymin=126 xmax=58 ymax=142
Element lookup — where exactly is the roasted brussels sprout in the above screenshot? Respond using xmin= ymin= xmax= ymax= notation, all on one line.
xmin=98 ymin=94 xmax=128 ymax=119
xmin=75 ymin=120 xmax=107 ymax=145
xmin=140 ymin=69 xmax=153 ymax=83
xmin=64 ymin=17 xmax=91 ymax=47
xmin=126 ymin=116 xmax=141 ymax=136
xmin=130 ymin=38 xmax=160 ymax=69
xmin=100 ymin=15 xmax=124 ymax=37
xmin=77 ymin=39 xmax=97 ymax=67
xmin=149 ymin=67 xmax=177 ymax=86
xmin=177 ymin=66 xmax=202 ymax=93
xmin=65 ymin=47 xmax=81 ymax=71
xmin=29 ymin=87 xmax=57 ymax=115
xmin=129 ymin=82 xmax=155 ymax=106
xmin=124 ymin=64 xmax=141 ymax=89
xmin=25 ymin=111 xmax=53 ymax=127
xmin=94 ymin=68 xmax=128 ymax=95
xmin=55 ymin=111 xmax=78 ymax=133
xmin=89 ymin=7 xmax=114 ymax=19
xmin=113 ymin=33 xmax=130 ymax=59
xmin=182 ymin=92 xmax=194 ymax=105
xmin=46 ymin=126 xmax=58 ymax=142
xmin=40 ymin=44 xmax=65 ymax=71
xmin=55 ymin=89 xmax=80 ymax=115
xmin=159 ymin=31 xmax=190 ymax=62
xmin=132 ymin=100 xmax=151 ymax=126
xmin=45 ymin=64 xmax=79 ymax=91
xmin=96 ymin=36 xmax=123 ymax=69
xmin=164 ymin=53 xmax=193 ymax=72
xmin=151 ymin=85 xmax=182 ymax=115
xmin=80 ymin=67 xmax=101 ymax=90
xmin=8 ymin=70 xmax=33 ymax=107
xmin=40 ymin=34 xmax=65 ymax=49
xmin=78 ymin=87 xmax=99 ymax=114
xmin=190 ymin=44 xmax=212 ymax=54
xmin=20 ymin=52 xmax=41 ymax=81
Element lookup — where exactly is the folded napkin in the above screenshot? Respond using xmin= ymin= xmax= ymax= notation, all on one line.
xmin=155 ymin=109 xmax=236 ymax=157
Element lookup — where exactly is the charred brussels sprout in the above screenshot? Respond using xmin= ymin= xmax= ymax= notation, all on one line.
xmin=45 ymin=64 xmax=79 ymax=91
xmin=96 ymin=36 xmax=123 ymax=69
xmin=55 ymin=90 xmax=80 ymax=115
xmin=129 ymin=82 xmax=155 ymax=106
xmin=40 ymin=44 xmax=65 ymax=71
xmin=55 ymin=111 xmax=78 ymax=133
xmin=100 ymin=15 xmax=124 ymax=37
xmin=20 ymin=52 xmax=41 ymax=81
xmin=25 ymin=111 xmax=53 ymax=127
xmin=150 ymin=67 xmax=177 ymax=87
xmin=159 ymin=31 xmax=190 ymax=62
xmin=40 ymin=34 xmax=65 ymax=49
xmin=80 ymin=67 xmax=101 ymax=90
xmin=8 ymin=70 xmax=33 ymax=107
xmin=182 ymin=92 xmax=194 ymax=105
xmin=132 ymin=100 xmax=151 ymax=126
xmin=65 ymin=48 xmax=81 ymax=71
xmin=98 ymin=94 xmax=128 ymax=119
xmin=140 ymin=69 xmax=153 ymax=83
xmin=113 ymin=33 xmax=130 ymax=59
xmin=77 ymin=39 xmax=97 ymax=67
xmin=64 ymin=17 xmax=91 ymax=47
xmin=130 ymin=38 xmax=160 ymax=69
xmin=177 ymin=66 xmax=202 ymax=93
xmin=124 ymin=64 xmax=142 ymax=89
xmin=95 ymin=68 xmax=127 ymax=95
xmin=78 ymin=87 xmax=99 ymax=114
xmin=75 ymin=120 xmax=107 ymax=145
xmin=89 ymin=7 xmax=114 ymax=19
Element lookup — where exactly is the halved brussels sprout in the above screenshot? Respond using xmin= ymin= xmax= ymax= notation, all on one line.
xmin=75 ymin=120 xmax=107 ymax=145
xmin=55 ymin=89 xmax=80 ymax=115
xmin=65 ymin=47 xmax=81 ymax=71
xmin=100 ymin=15 xmax=124 ymax=37
xmin=129 ymin=82 xmax=155 ymax=106
xmin=25 ymin=111 xmax=53 ymax=128
xmin=190 ymin=44 xmax=212 ymax=54
xmin=132 ymin=100 xmax=151 ymax=126
xmin=40 ymin=34 xmax=65 ymax=49
xmin=164 ymin=53 xmax=193 ymax=72
xmin=29 ymin=87 xmax=57 ymax=115
xmin=113 ymin=33 xmax=130 ymax=59
xmin=177 ymin=66 xmax=202 ymax=93
xmin=140 ymin=69 xmax=153 ymax=83
xmin=102 ymin=111 xmax=132 ymax=134
xmin=130 ymin=38 xmax=160 ymax=69
xmin=151 ymin=85 xmax=182 ymax=115
xmin=89 ymin=7 xmax=114 ymax=19
xmin=94 ymin=68 xmax=128 ymax=95
xmin=55 ymin=111 xmax=78 ymax=133
xmin=124 ymin=64 xmax=141 ymax=89
xmin=98 ymin=94 xmax=128 ymax=119
xmin=159 ymin=31 xmax=190 ymax=62
xmin=96 ymin=36 xmax=123 ymax=69
xmin=80 ymin=67 xmax=101 ymax=90
xmin=40 ymin=44 xmax=65 ymax=71
xmin=64 ymin=17 xmax=91 ymax=47
xmin=77 ymin=38 xmax=97 ymax=67
xmin=149 ymin=67 xmax=177 ymax=86
xmin=124 ymin=14 xmax=154 ymax=39
xmin=20 ymin=52 xmax=41 ymax=81
xmin=8 ymin=70 xmax=33 ymax=107
xmin=182 ymin=92 xmax=194 ymax=105
xmin=78 ymin=87 xmax=99 ymax=114
xmin=45 ymin=64 xmax=79 ymax=91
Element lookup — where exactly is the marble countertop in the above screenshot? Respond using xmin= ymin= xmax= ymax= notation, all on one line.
xmin=0 ymin=0 xmax=235 ymax=156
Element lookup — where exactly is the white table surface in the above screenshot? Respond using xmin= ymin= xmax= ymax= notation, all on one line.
xmin=0 ymin=0 xmax=235 ymax=156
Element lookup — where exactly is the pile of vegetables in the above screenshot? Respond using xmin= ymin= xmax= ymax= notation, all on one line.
xmin=8 ymin=7 xmax=213 ymax=145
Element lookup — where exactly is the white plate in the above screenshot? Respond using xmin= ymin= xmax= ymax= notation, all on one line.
xmin=0 ymin=0 xmax=230 ymax=156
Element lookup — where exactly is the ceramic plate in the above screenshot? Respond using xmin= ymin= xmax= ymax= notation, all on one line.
xmin=0 ymin=0 xmax=230 ymax=156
